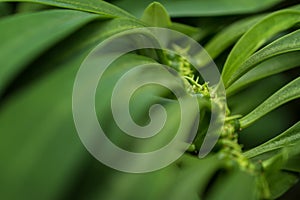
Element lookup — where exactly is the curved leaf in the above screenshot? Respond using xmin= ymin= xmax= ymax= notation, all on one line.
xmin=16 ymin=2 xmax=49 ymax=13
xmin=115 ymin=0 xmax=283 ymax=17
xmin=222 ymin=9 xmax=300 ymax=87
xmin=196 ymin=15 xmax=265 ymax=67
xmin=0 ymin=17 xmax=147 ymax=200
xmin=239 ymin=77 xmax=300 ymax=128
xmin=226 ymin=51 xmax=300 ymax=96
xmin=244 ymin=121 xmax=300 ymax=158
xmin=0 ymin=9 xmax=103 ymax=95
xmin=0 ymin=0 xmax=134 ymax=18
xmin=226 ymin=29 xmax=300 ymax=86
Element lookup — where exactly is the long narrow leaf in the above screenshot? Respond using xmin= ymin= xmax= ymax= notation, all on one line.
xmin=222 ymin=9 xmax=300 ymax=87
xmin=227 ymin=51 xmax=300 ymax=96
xmin=197 ymin=15 xmax=265 ymax=67
xmin=0 ymin=0 xmax=134 ymax=18
xmin=244 ymin=121 xmax=300 ymax=158
xmin=115 ymin=0 xmax=282 ymax=17
xmin=240 ymin=77 xmax=300 ymax=128
xmin=226 ymin=29 xmax=300 ymax=86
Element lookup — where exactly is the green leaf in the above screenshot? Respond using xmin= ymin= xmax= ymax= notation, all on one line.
xmin=239 ymin=77 xmax=300 ymax=128
xmin=284 ymin=154 xmax=300 ymax=173
xmin=95 ymin=155 xmax=220 ymax=200
xmin=0 ymin=17 xmax=146 ymax=200
xmin=222 ymin=9 xmax=300 ymax=88
xmin=0 ymin=54 xmax=87 ymax=200
xmin=252 ymin=141 xmax=300 ymax=199
xmin=206 ymin=170 xmax=257 ymax=200
xmin=0 ymin=55 xmax=159 ymax=200
xmin=115 ymin=0 xmax=283 ymax=17
xmin=246 ymin=135 xmax=300 ymax=174
xmin=246 ymin=139 xmax=300 ymax=198
xmin=168 ymin=155 xmax=221 ymax=200
xmin=95 ymin=56 xmax=183 ymax=153
xmin=225 ymin=29 xmax=300 ymax=86
xmin=264 ymin=170 xmax=298 ymax=199
xmin=16 ymin=2 xmax=49 ymax=13
xmin=94 ymin=165 xmax=179 ymax=200
xmin=0 ymin=9 xmax=103 ymax=95
xmin=260 ymin=141 xmax=300 ymax=198
xmin=281 ymin=140 xmax=300 ymax=173
xmin=197 ymin=15 xmax=265 ymax=67
xmin=244 ymin=121 xmax=300 ymax=158
xmin=141 ymin=2 xmax=171 ymax=27
xmin=226 ymin=51 xmax=300 ymax=96
xmin=0 ymin=0 xmax=134 ymax=18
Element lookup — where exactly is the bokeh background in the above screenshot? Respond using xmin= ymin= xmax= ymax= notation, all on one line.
xmin=0 ymin=0 xmax=299 ymax=199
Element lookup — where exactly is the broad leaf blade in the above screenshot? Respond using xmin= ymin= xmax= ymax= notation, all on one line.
xmin=0 ymin=17 xmax=147 ymax=200
xmin=0 ymin=0 xmax=134 ymax=18
xmin=94 ymin=155 xmax=220 ymax=200
xmin=0 ymin=9 xmax=103 ymax=95
xmin=239 ymin=77 xmax=300 ymax=128
xmin=0 ymin=55 xmax=87 ymax=200
xmin=206 ymin=170 xmax=257 ymax=200
xmin=168 ymin=155 xmax=220 ymax=200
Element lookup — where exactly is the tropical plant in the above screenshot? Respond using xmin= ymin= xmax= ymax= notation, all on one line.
xmin=0 ymin=0 xmax=299 ymax=199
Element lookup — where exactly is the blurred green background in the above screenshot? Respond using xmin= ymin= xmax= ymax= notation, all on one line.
xmin=0 ymin=0 xmax=299 ymax=199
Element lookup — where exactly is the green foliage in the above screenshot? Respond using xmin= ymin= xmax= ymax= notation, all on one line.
xmin=240 ymin=77 xmax=300 ymax=128
xmin=0 ymin=0 xmax=135 ymax=17
xmin=0 ymin=9 xmax=102 ymax=94
xmin=114 ymin=0 xmax=283 ymax=17
xmin=245 ymin=122 xmax=300 ymax=158
xmin=0 ymin=0 xmax=299 ymax=200
xmin=224 ymin=28 xmax=300 ymax=87
xmin=197 ymin=14 xmax=266 ymax=67
xmin=227 ymin=52 xmax=300 ymax=96
xmin=222 ymin=9 xmax=300 ymax=87
xmin=141 ymin=2 xmax=171 ymax=27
